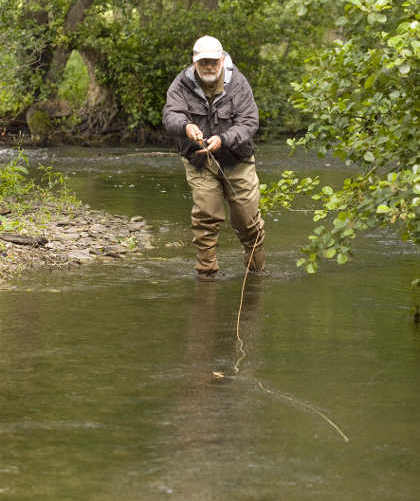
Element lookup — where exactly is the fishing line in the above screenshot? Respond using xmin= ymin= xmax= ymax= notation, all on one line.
xmin=234 ymin=227 xmax=261 ymax=374
xmin=202 ymin=142 xmax=350 ymax=442
xmin=257 ymin=381 xmax=350 ymax=443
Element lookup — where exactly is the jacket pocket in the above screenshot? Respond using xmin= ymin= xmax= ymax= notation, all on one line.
xmin=188 ymin=103 xmax=208 ymax=126
xmin=216 ymin=101 xmax=234 ymax=133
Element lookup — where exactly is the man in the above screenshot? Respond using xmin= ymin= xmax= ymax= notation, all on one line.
xmin=163 ymin=35 xmax=265 ymax=280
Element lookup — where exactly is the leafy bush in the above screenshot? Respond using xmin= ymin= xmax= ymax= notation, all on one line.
xmin=0 ymin=150 xmax=33 ymax=199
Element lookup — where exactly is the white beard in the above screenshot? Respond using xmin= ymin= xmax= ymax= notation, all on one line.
xmin=196 ymin=65 xmax=223 ymax=84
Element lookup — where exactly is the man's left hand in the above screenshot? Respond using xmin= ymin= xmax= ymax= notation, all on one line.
xmin=196 ymin=135 xmax=222 ymax=154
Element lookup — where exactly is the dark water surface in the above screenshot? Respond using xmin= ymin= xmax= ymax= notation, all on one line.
xmin=0 ymin=144 xmax=419 ymax=500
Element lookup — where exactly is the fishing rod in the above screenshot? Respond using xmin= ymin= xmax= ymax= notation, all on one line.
xmin=197 ymin=138 xmax=238 ymax=197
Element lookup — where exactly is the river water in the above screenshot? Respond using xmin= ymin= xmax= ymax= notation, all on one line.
xmin=0 ymin=144 xmax=419 ymax=500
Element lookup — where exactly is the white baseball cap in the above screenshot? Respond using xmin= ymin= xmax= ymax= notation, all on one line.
xmin=193 ymin=35 xmax=223 ymax=62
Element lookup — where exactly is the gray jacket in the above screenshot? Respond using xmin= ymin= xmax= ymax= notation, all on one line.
xmin=162 ymin=53 xmax=259 ymax=168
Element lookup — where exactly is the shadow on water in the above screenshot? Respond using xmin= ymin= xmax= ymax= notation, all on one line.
xmin=0 ymin=144 xmax=419 ymax=500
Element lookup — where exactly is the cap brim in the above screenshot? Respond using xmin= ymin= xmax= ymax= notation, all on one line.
xmin=193 ymin=52 xmax=223 ymax=62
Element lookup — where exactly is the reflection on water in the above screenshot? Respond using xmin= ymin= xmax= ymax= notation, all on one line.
xmin=0 ymin=144 xmax=419 ymax=500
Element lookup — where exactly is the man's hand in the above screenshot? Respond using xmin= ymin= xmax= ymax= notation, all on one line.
xmin=196 ymin=135 xmax=222 ymax=155
xmin=186 ymin=123 xmax=203 ymax=143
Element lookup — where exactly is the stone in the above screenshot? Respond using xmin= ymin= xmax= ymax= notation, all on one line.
xmin=130 ymin=215 xmax=144 ymax=223
xmin=45 ymin=241 xmax=66 ymax=251
xmin=56 ymin=219 xmax=71 ymax=227
xmin=68 ymin=249 xmax=93 ymax=264
xmin=128 ymin=222 xmax=145 ymax=232
xmin=103 ymin=245 xmax=128 ymax=258
xmin=59 ymin=232 xmax=81 ymax=241
xmin=117 ymin=229 xmax=130 ymax=238
xmin=90 ymin=223 xmax=107 ymax=233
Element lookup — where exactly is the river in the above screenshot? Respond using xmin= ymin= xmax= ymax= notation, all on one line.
xmin=0 ymin=143 xmax=419 ymax=500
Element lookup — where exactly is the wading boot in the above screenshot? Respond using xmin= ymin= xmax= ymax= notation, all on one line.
xmin=197 ymin=271 xmax=218 ymax=282
xmin=244 ymin=247 xmax=266 ymax=273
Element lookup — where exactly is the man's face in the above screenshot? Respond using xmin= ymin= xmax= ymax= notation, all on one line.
xmin=194 ymin=56 xmax=224 ymax=84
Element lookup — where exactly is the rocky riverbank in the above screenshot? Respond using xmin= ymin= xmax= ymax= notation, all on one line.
xmin=0 ymin=200 xmax=153 ymax=284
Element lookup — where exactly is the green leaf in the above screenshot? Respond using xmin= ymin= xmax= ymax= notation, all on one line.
xmin=323 ymin=248 xmax=337 ymax=259
xmin=375 ymin=0 xmax=390 ymax=7
xmin=306 ymin=262 xmax=317 ymax=274
xmin=314 ymin=225 xmax=325 ymax=235
xmin=364 ymin=74 xmax=376 ymax=89
xmin=364 ymin=151 xmax=375 ymax=162
xmin=335 ymin=17 xmax=348 ymax=26
xmin=398 ymin=64 xmax=411 ymax=75
xmin=333 ymin=214 xmax=348 ymax=228
xmin=342 ymin=228 xmax=355 ymax=238
xmin=376 ymin=204 xmax=391 ymax=213
xmin=297 ymin=5 xmax=307 ymax=16
xmin=313 ymin=210 xmax=327 ymax=221
xmin=337 ymin=253 xmax=348 ymax=265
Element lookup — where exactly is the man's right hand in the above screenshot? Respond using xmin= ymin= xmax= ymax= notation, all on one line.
xmin=186 ymin=123 xmax=204 ymax=143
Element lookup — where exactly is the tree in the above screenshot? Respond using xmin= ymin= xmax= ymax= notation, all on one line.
xmin=0 ymin=0 xmax=335 ymax=143
xmin=261 ymin=0 xmax=419 ymax=279
xmin=0 ymin=0 xmax=99 ymax=143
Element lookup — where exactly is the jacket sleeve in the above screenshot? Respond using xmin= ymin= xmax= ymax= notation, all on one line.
xmin=220 ymin=75 xmax=259 ymax=150
xmin=162 ymin=78 xmax=190 ymax=138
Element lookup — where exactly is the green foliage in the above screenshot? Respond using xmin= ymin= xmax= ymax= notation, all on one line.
xmin=0 ymin=52 xmax=32 ymax=116
xmin=260 ymin=170 xmax=320 ymax=212
xmin=0 ymin=149 xmax=78 ymax=207
xmin=58 ymin=51 xmax=89 ymax=109
xmin=289 ymin=0 xmax=419 ymax=169
xmin=260 ymin=164 xmax=419 ymax=274
xmin=263 ymin=0 xmax=419 ymax=275
xmin=0 ymin=149 xmax=79 ymax=235
xmin=300 ymin=166 xmax=419 ymax=273
xmin=0 ymin=150 xmax=33 ymax=199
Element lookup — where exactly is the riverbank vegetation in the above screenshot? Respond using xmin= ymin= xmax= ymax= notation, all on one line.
xmin=260 ymin=0 xmax=419 ymax=286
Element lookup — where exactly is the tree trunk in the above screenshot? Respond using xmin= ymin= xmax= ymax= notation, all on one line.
xmin=78 ymin=49 xmax=118 ymax=135
xmin=25 ymin=0 xmax=96 ymax=144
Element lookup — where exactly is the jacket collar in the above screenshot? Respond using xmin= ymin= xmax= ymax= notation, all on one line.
xmin=183 ymin=52 xmax=234 ymax=100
